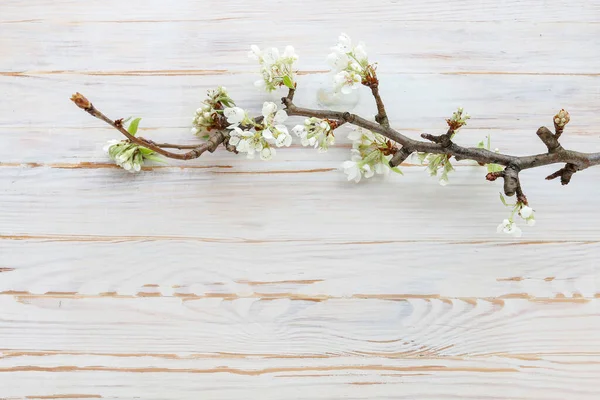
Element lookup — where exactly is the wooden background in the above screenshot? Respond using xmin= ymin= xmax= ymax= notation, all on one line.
xmin=1 ymin=1 xmax=600 ymax=398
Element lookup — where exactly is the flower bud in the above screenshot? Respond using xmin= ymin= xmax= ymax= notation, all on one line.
xmin=70 ymin=92 xmax=91 ymax=110
xmin=553 ymin=109 xmax=570 ymax=127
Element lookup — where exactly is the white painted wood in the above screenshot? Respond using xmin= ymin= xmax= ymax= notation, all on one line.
xmin=1 ymin=0 xmax=600 ymax=398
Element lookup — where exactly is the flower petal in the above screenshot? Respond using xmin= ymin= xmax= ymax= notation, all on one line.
xmin=262 ymin=102 xmax=277 ymax=118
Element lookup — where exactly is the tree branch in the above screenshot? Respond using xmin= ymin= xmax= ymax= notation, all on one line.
xmin=71 ymin=93 xmax=227 ymax=160
xmin=281 ymin=89 xmax=600 ymax=186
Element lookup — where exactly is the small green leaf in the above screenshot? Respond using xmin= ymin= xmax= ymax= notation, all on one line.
xmin=201 ymin=134 xmax=210 ymax=140
xmin=391 ymin=167 xmax=404 ymax=175
xmin=487 ymin=163 xmax=503 ymax=173
xmin=144 ymin=154 xmax=168 ymax=164
xmin=282 ymin=75 xmax=295 ymax=89
xmin=476 ymin=140 xmax=485 ymax=149
xmin=138 ymin=147 xmax=155 ymax=156
xmin=127 ymin=117 xmax=142 ymax=136
xmin=499 ymin=193 xmax=508 ymax=206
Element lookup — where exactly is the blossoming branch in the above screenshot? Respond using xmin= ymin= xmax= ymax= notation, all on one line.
xmin=70 ymin=33 xmax=600 ymax=237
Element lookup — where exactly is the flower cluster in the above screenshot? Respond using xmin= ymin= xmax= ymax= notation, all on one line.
xmin=342 ymin=128 xmax=401 ymax=183
xmin=227 ymin=102 xmax=292 ymax=160
xmin=191 ymin=86 xmax=234 ymax=136
xmin=327 ymin=33 xmax=371 ymax=94
xmin=249 ymin=45 xmax=298 ymax=92
xmin=554 ymin=108 xmax=570 ymax=127
xmin=292 ymin=117 xmax=335 ymax=152
xmin=417 ymin=153 xmax=454 ymax=186
xmin=103 ymin=140 xmax=163 ymax=173
xmin=497 ymin=195 xmax=536 ymax=237
xmin=446 ymin=107 xmax=470 ymax=131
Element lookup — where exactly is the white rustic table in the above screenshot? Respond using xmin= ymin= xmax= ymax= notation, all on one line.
xmin=1 ymin=1 xmax=600 ymax=399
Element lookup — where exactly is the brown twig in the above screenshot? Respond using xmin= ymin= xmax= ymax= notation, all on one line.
xmin=281 ymin=88 xmax=600 ymax=197
xmin=71 ymin=93 xmax=226 ymax=160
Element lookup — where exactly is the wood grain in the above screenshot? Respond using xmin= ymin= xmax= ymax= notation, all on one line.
xmin=1 ymin=0 xmax=600 ymax=398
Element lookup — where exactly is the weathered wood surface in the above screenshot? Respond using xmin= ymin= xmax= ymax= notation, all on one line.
xmin=1 ymin=0 xmax=599 ymax=399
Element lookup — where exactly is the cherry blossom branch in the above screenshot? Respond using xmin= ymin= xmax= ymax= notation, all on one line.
xmin=68 ymin=33 xmax=599 ymax=237
xmin=71 ymin=93 xmax=231 ymax=159
xmin=281 ymin=89 xmax=600 ymax=198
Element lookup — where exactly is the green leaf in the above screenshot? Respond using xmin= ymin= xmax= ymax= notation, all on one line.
xmin=201 ymin=134 xmax=210 ymax=140
xmin=499 ymin=193 xmax=508 ymax=206
xmin=391 ymin=167 xmax=404 ymax=175
xmin=138 ymin=147 xmax=155 ymax=156
xmin=476 ymin=140 xmax=485 ymax=149
xmin=487 ymin=163 xmax=503 ymax=173
xmin=127 ymin=117 xmax=142 ymax=136
xmin=282 ymin=75 xmax=295 ymax=89
xmin=144 ymin=154 xmax=168 ymax=164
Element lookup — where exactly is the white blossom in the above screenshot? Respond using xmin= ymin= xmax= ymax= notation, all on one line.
xmin=224 ymin=106 xmax=246 ymax=127
xmin=342 ymin=156 xmax=373 ymax=183
xmin=104 ymin=139 xmax=163 ymax=173
xmin=342 ymin=128 xmax=401 ymax=183
xmin=334 ymin=71 xmax=361 ymax=94
xmin=519 ymin=205 xmax=536 ymax=226
xmin=497 ymin=219 xmax=523 ymax=237
xmin=327 ymin=33 xmax=371 ymax=94
xmin=292 ymin=117 xmax=335 ymax=152
xmin=227 ymin=102 xmax=292 ymax=160
xmin=249 ymin=45 xmax=298 ymax=92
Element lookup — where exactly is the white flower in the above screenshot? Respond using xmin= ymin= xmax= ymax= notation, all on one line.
xmin=228 ymin=102 xmax=291 ymax=160
xmin=327 ymin=33 xmax=371 ymax=94
xmin=342 ymin=158 xmax=362 ymax=183
xmin=518 ymin=204 xmax=536 ymax=226
xmin=262 ymin=102 xmax=278 ymax=119
xmin=327 ymin=52 xmax=350 ymax=72
xmin=263 ymin=47 xmax=280 ymax=65
xmin=354 ymin=42 xmax=368 ymax=63
xmin=282 ymin=45 xmax=298 ymax=61
xmin=250 ymin=45 xmax=298 ymax=92
xmin=260 ymin=146 xmax=275 ymax=160
xmin=520 ymin=206 xmax=533 ymax=218
xmin=293 ymin=117 xmax=335 ymax=152
xmin=334 ymin=71 xmax=361 ymax=94
xmin=223 ymin=106 xmax=246 ymax=127
xmin=335 ymin=33 xmax=352 ymax=52
xmin=248 ymin=45 xmax=261 ymax=60
xmin=104 ymin=139 xmax=162 ymax=173
xmin=497 ymin=219 xmax=523 ymax=237
xmin=342 ymin=128 xmax=399 ymax=182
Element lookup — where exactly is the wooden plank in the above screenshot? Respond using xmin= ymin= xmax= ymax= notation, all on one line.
xmin=1 ymin=74 xmax=599 ymax=131
xmin=1 ymin=240 xmax=599 ymax=298
xmin=1 ymin=166 xmax=600 ymax=241
xmin=0 ymin=294 xmax=598 ymax=360
xmin=2 ymin=20 xmax=599 ymax=74
xmin=2 ymin=0 xmax=599 ymax=23
xmin=0 ymin=295 xmax=598 ymax=398
xmin=1 ymin=353 xmax=600 ymax=399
